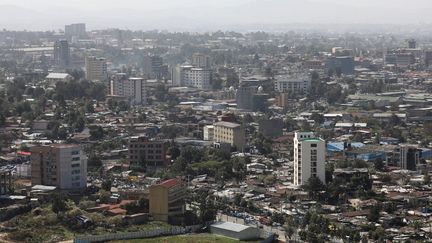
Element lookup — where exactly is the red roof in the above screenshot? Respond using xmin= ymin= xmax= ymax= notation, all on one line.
xmin=17 ymin=151 xmax=31 ymax=156
xmin=160 ymin=179 xmax=178 ymax=188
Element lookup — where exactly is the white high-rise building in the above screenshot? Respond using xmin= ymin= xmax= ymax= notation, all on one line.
xmin=203 ymin=125 xmax=214 ymax=141
xmin=172 ymin=65 xmax=212 ymax=90
xmin=293 ymin=132 xmax=326 ymax=186
xmin=30 ymin=144 xmax=87 ymax=190
xmin=274 ymin=74 xmax=310 ymax=94
xmin=111 ymin=77 xmax=147 ymax=105
xmin=85 ymin=56 xmax=108 ymax=81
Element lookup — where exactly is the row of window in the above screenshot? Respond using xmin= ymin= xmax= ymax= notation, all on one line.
xmin=130 ymin=144 xmax=162 ymax=148
xmin=130 ymin=150 xmax=162 ymax=154
xmin=129 ymin=155 xmax=162 ymax=160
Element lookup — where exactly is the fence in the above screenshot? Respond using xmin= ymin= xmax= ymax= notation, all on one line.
xmin=73 ymin=224 xmax=202 ymax=243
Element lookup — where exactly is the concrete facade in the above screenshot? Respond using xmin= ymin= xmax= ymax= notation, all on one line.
xmin=293 ymin=132 xmax=326 ymax=186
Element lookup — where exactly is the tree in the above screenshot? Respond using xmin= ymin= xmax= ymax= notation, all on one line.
xmin=368 ymin=204 xmax=381 ymax=222
xmin=89 ymin=126 xmax=104 ymax=140
xmin=88 ymin=153 xmax=102 ymax=167
xmin=168 ymin=145 xmax=181 ymax=160
xmin=304 ymin=176 xmax=325 ymax=199
xmin=310 ymin=113 xmax=324 ymax=125
xmin=101 ymin=179 xmax=112 ymax=191
xmin=52 ymin=193 xmax=68 ymax=215
xmin=374 ymin=158 xmax=385 ymax=171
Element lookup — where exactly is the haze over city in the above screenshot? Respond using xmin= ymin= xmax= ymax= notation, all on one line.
xmin=2 ymin=0 xmax=432 ymax=242
xmin=1 ymin=0 xmax=432 ymax=31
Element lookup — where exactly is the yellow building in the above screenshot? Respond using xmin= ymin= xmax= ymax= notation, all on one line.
xmin=213 ymin=121 xmax=245 ymax=150
xmin=149 ymin=179 xmax=185 ymax=222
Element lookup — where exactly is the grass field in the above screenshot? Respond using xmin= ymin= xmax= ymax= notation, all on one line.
xmin=109 ymin=233 xmax=259 ymax=243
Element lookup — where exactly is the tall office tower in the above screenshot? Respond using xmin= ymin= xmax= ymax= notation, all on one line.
xmin=85 ymin=56 xmax=108 ymax=81
xmin=293 ymin=132 xmax=326 ymax=186
xmin=30 ymin=144 xmax=87 ymax=190
xmin=110 ymin=77 xmax=147 ymax=105
xmin=65 ymin=23 xmax=86 ymax=40
xmin=236 ymin=86 xmax=256 ymax=110
xmin=53 ymin=40 xmax=70 ymax=68
xmin=325 ymin=56 xmax=355 ymax=75
xmin=192 ymin=53 xmax=211 ymax=69
xmin=399 ymin=145 xmax=419 ymax=171
xmin=151 ymin=56 xmax=164 ymax=79
xmin=408 ymin=39 xmax=417 ymax=49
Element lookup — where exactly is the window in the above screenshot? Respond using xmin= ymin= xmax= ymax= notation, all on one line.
xmin=71 ymin=151 xmax=79 ymax=155
xmin=72 ymin=157 xmax=80 ymax=161
xmin=311 ymin=144 xmax=317 ymax=148
xmin=71 ymin=163 xmax=80 ymax=168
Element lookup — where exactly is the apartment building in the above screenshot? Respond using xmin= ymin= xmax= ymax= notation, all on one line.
xmin=173 ymin=65 xmax=212 ymax=90
xmin=111 ymin=77 xmax=147 ymax=105
xmin=85 ymin=56 xmax=107 ymax=81
xmin=293 ymin=132 xmax=326 ymax=186
xmin=128 ymin=136 xmax=168 ymax=170
xmin=149 ymin=179 xmax=186 ymax=222
xmin=213 ymin=121 xmax=245 ymax=150
xmin=274 ymin=74 xmax=310 ymax=94
xmin=203 ymin=125 xmax=215 ymax=141
xmin=30 ymin=144 xmax=87 ymax=190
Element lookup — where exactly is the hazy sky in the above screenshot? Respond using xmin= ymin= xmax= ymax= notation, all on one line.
xmin=0 ymin=0 xmax=431 ymax=31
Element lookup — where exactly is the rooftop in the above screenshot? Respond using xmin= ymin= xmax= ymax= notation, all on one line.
xmin=211 ymin=221 xmax=251 ymax=232
xmin=46 ymin=73 xmax=70 ymax=79
xmin=159 ymin=179 xmax=179 ymax=188
xmin=214 ymin=121 xmax=241 ymax=128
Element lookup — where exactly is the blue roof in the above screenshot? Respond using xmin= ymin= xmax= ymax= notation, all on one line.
xmin=327 ymin=142 xmax=365 ymax=152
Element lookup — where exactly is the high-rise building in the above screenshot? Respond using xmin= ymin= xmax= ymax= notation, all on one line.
xmin=30 ymin=144 xmax=87 ymax=190
xmin=326 ymin=56 xmax=355 ymax=75
xmin=128 ymin=136 xmax=168 ymax=170
xmin=293 ymin=132 xmax=326 ymax=186
xmin=399 ymin=145 xmax=419 ymax=171
xmin=110 ymin=77 xmax=147 ymax=105
xmin=213 ymin=121 xmax=245 ymax=150
xmin=407 ymin=39 xmax=417 ymax=49
xmin=85 ymin=56 xmax=108 ymax=81
xmin=236 ymin=86 xmax=256 ymax=110
xmin=65 ymin=23 xmax=86 ymax=40
xmin=274 ymin=74 xmax=310 ymax=94
xmin=192 ymin=53 xmax=211 ymax=69
xmin=150 ymin=56 xmax=169 ymax=80
xmin=203 ymin=125 xmax=215 ymax=141
xmin=385 ymin=53 xmax=415 ymax=66
xmin=173 ymin=65 xmax=212 ymax=90
xmin=149 ymin=179 xmax=185 ymax=222
xmin=53 ymin=40 xmax=70 ymax=67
